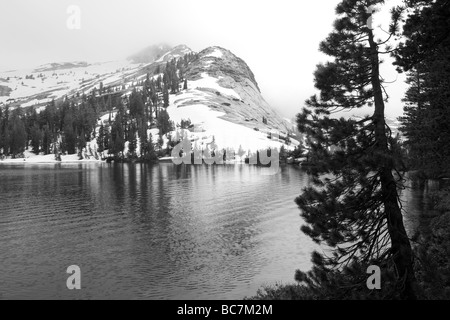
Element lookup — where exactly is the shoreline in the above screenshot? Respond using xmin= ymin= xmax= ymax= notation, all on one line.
xmin=0 ymin=153 xmax=295 ymax=166
xmin=0 ymin=153 xmax=104 ymax=164
xmin=0 ymin=159 xmax=104 ymax=164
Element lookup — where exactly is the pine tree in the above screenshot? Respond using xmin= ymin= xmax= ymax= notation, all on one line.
xmin=77 ymin=129 xmax=86 ymax=157
xmin=42 ymin=125 xmax=52 ymax=155
xmin=97 ymin=123 xmax=105 ymax=153
xmin=128 ymin=122 xmax=137 ymax=158
xmin=395 ymin=0 xmax=450 ymax=178
xmin=129 ymin=89 xmax=145 ymax=118
xmin=0 ymin=106 xmax=11 ymax=156
xmin=111 ymin=112 xmax=125 ymax=157
xmin=394 ymin=0 xmax=450 ymax=72
xmin=63 ymin=111 xmax=77 ymax=155
xmin=171 ymin=72 xmax=179 ymax=94
xmin=295 ymin=0 xmax=416 ymax=299
xmin=0 ymin=107 xmax=5 ymax=155
xmin=2 ymin=128 xmax=11 ymax=156
xmin=30 ymin=123 xmax=42 ymax=154
xmin=279 ymin=145 xmax=288 ymax=162
xmin=139 ymin=125 xmax=148 ymax=159
xmin=9 ymin=112 xmax=27 ymax=158
xmin=103 ymin=126 xmax=110 ymax=151
xmin=163 ymin=85 xmax=169 ymax=108
xmin=143 ymin=133 xmax=157 ymax=161
xmin=157 ymin=109 xmax=174 ymax=136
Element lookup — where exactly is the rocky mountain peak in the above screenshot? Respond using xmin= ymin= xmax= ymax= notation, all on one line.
xmin=187 ymin=46 xmax=260 ymax=92
xmin=175 ymin=46 xmax=288 ymax=133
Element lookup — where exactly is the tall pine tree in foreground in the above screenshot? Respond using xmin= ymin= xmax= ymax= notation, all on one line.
xmin=295 ymin=0 xmax=416 ymax=299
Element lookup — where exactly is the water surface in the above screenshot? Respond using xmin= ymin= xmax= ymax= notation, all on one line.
xmin=0 ymin=163 xmax=315 ymax=299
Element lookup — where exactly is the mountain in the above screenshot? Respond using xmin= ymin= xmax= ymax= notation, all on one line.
xmin=183 ymin=46 xmax=289 ymax=132
xmin=0 ymin=45 xmax=194 ymax=109
xmin=126 ymin=43 xmax=192 ymax=64
xmin=166 ymin=46 xmax=293 ymax=153
xmin=127 ymin=43 xmax=172 ymax=64
xmin=155 ymin=44 xmax=193 ymax=63
xmin=0 ymin=44 xmax=298 ymax=162
xmin=33 ymin=62 xmax=89 ymax=73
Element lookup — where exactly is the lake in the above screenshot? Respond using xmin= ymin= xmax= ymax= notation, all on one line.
xmin=0 ymin=163 xmax=320 ymax=300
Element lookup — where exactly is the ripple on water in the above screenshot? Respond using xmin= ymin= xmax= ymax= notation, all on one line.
xmin=0 ymin=163 xmax=316 ymax=299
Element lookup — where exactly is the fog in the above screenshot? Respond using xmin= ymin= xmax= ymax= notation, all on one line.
xmin=0 ymin=0 xmax=406 ymax=119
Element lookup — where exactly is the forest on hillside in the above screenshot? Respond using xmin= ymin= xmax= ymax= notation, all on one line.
xmin=0 ymin=53 xmax=198 ymax=161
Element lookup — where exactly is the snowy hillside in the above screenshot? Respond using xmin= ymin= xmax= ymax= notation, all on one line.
xmin=0 ymin=45 xmax=193 ymax=109
xmin=165 ymin=46 xmax=297 ymax=154
xmin=0 ymin=44 xmax=298 ymax=162
xmin=0 ymin=60 xmax=141 ymax=108
xmin=184 ymin=47 xmax=289 ymax=132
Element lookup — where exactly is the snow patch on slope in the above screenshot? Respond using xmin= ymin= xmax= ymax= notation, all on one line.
xmin=167 ymin=78 xmax=295 ymax=154
xmin=204 ymin=48 xmax=223 ymax=59
xmin=190 ymin=73 xmax=239 ymax=99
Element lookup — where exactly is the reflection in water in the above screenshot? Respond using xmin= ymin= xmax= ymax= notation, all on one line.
xmin=400 ymin=176 xmax=441 ymax=238
xmin=0 ymin=163 xmax=316 ymax=300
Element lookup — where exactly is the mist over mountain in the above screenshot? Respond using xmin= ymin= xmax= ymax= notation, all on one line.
xmin=127 ymin=43 xmax=172 ymax=64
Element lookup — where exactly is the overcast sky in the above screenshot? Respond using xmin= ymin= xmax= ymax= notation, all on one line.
xmin=0 ymin=0 xmax=406 ymax=119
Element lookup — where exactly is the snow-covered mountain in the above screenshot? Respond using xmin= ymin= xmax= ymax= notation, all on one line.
xmin=0 ymin=46 xmax=194 ymax=109
xmin=166 ymin=46 xmax=295 ymax=153
xmin=0 ymin=59 xmax=140 ymax=109
xmin=183 ymin=46 xmax=289 ymax=132
xmin=0 ymin=44 xmax=297 ymax=159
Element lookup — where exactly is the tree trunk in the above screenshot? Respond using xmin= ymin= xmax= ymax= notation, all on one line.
xmin=368 ymin=30 xmax=417 ymax=299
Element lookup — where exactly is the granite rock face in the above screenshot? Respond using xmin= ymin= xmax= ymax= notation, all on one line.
xmin=184 ymin=46 xmax=289 ymax=133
